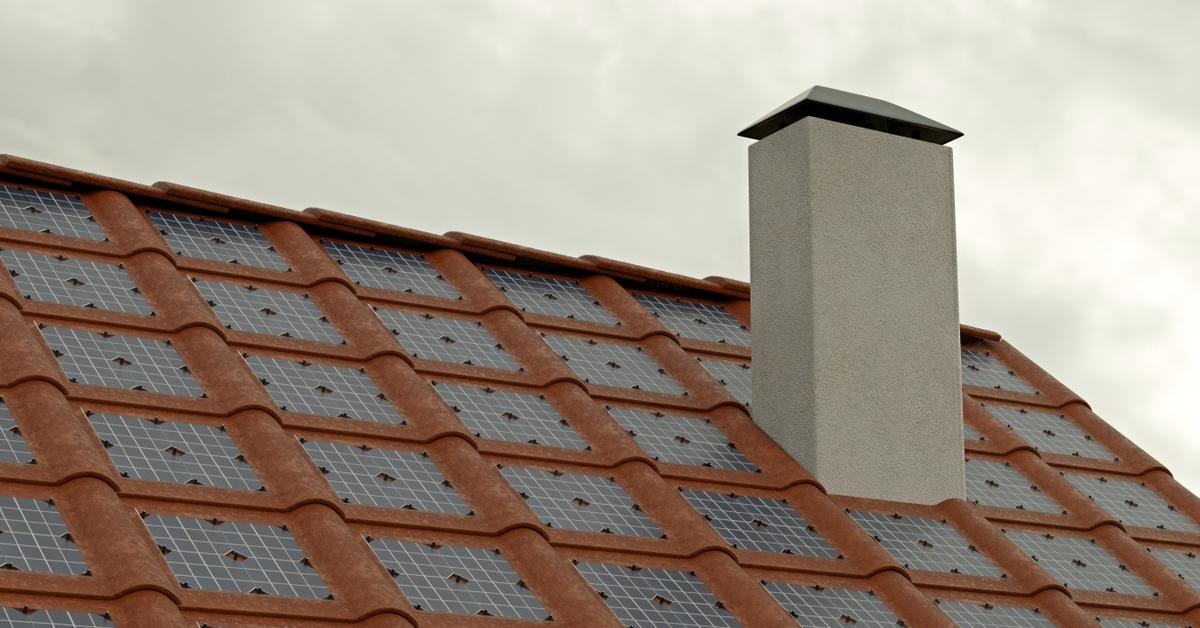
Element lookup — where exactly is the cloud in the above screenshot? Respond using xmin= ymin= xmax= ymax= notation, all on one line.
xmin=1 ymin=0 xmax=1198 ymax=492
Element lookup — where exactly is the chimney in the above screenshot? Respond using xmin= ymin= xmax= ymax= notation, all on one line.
xmin=741 ymin=86 xmax=965 ymax=504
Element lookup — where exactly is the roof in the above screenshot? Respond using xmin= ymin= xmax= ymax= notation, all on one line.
xmin=0 ymin=153 xmax=1196 ymax=627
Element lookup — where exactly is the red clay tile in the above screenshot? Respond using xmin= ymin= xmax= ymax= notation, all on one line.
xmin=0 ymin=159 xmax=1197 ymax=626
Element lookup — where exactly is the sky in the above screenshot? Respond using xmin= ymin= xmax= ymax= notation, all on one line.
xmin=2 ymin=1 xmax=1198 ymax=492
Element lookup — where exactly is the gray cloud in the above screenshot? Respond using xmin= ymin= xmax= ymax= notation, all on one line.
xmin=3 ymin=0 xmax=1198 ymax=491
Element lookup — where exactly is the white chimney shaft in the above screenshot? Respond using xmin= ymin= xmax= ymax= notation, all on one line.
xmin=743 ymin=86 xmax=965 ymax=504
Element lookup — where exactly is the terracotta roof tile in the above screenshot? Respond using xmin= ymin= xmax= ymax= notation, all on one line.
xmin=0 ymin=158 xmax=1197 ymax=626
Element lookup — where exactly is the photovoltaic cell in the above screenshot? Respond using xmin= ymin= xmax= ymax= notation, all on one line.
xmin=149 ymin=211 xmax=289 ymax=271
xmin=1002 ymin=529 xmax=1155 ymax=595
xmin=86 ymin=412 xmax=261 ymax=491
xmin=608 ymin=406 xmax=757 ymax=472
xmin=194 ymin=279 xmax=342 ymax=344
xmin=763 ymin=581 xmax=900 ymax=627
xmin=682 ymin=490 xmax=840 ymax=558
xmin=984 ymin=405 xmax=1115 ymax=461
xmin=961 ymin=350 xmax=1039 ymax=395
xmin=697 ymin=357 xmax=752 ymax=407
xmin=1098 ymin=620 xmax=1187 ymax=628
xmin=1062 ymin=473 xmax=1200 ymax=533
xmin=0 ymin=248 xmax=152 ymax=315
xmin=299 ymin=437 xmax=470 ymax=514
xmin=0 ymin=185 xmax=108 ymax=241
xmin=0 ymin=397 xmax=35 ymax=464
xmin=575 ymin=561 xmax=741 ymax=628
xmin=1149 ymin=547 xmax=1200 ymax=591
xmin=322 ymin=241 xmax=459 ymax=300
xmin=142 ymin=513 xmax=330 ymax=598
xmin=499 ymin=465 xmax=662 ymax=537
xmin=964 ymin=458 xmax=1064 ymax=514
xmin=964 ymin=423 xmax=986 ymax=443
xmin=245 ymin=354 xmax=405 ymax=425
xmin=635 ymin=294 xmax=750 ymax=346
xmin=542 ymin=333 xmax=686 ymax=395
xmin=376 ymin=308 xmax=520 ymax=370
xmin=366 ymin=537 xmax=547 ymax=620
xmin=934 ymin=599 xmax=1054 ymax=627
xmin=485 ymin=268 xmax=617 ymax=324
xmin=40 ymin=326 xmax=205 ymax=397
xmin=431 ymin=382 xmax=587 ymax=449
xmin=0 ymin=608 xmax=112 ymax=627
xmin=848 ymin=511 xmax=1005 ymax=577
xmin=0 ymin=496 xmax=89 ymax=575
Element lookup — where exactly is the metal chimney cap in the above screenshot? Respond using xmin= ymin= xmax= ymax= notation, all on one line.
xmin=738 ymin=85 xmax=963 ymax=145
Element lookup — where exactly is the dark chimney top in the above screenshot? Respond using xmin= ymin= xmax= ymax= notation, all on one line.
xmin=738 ymin=85 xmax=963 ymax=145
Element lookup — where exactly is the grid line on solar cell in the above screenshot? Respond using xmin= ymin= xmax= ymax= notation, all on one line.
xmin=142 ymin=513 xmax=330 ymax=598
xmin=682 ymin=490 xmax=840 ymax=558
xmin=430 ymin=381 xmax=586 ymax=449
xmin=245 ymin=354 xmax=405 ymax=425
xmin=40 ymin=326 xmax=205 ymax=397
xmin=0 ymin=608 xmax=112 ymax=627
xmin=1062 ymin=473 xmax=1200 ymax=532
xmin=1150 ymin=547 xmax=1200 ymax=590
xmin=964 ymin=458 xmax=1064 ymax=514
xmin=542 ymin=333 xmax=686 ymax=395
xmin=194 ymin=279 xmax=342 ymax=344
xmin=0 ymin=496 xmax=89 ymax=575
xmin=376 ymin=308 xmax=520 ymax=370
xmin=0 ymin=185 xmax=108 ymax=241
xmin=0 ymin=397 xmax=35 ymax=464
xmin=1002 ymin=529 xmax=1155 ymax=595
xmin=366 ymin=537 xmax=547 ymax=620
xmin=763 ymin=581 xmax=900 ymax=627
xmin=608 ymin=406 xmax=757 ymax=471
xmin=984 ymin=405 xmax=1115 ymax=460
xmin=1098 ymin=620 xmax=1187 ymax=628
xmin=575 ymin=561 xmax=741 ymax=628
xmin=934 ymin=599 xmax=1054 ymax=627
xmin=500 ymin=465 xmax=662 ymax=537
xmin=697 ymin=357 xmax=752 ymax=407
xmin=961 ymin=350 xmax=1039 ymax=394
xmin=486 ymin=268 xmax=617 ymax=324
xmin=322 ymin=241 xmax=459 ymax=299
xmin=0 ymin=248 xmax=152 ymax=315
xmin=848 ymin=511 xmax=1005 ymax=577
xmin=149 ymin=211 xmax=289 ymax=271
xmin=635 ymin=293 xmax=750 ymax=346
xmin=299 ymin=437 xmax=470 ymax=514
xmin=86 ymin=412 xmax=261 ymax=491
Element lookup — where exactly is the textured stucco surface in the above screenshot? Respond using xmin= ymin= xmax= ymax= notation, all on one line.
xmin=749 ymin=116 xmax=965 ymax=504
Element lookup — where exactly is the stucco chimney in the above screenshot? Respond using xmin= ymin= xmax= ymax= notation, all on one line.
xmin=741 ymin=86 xmax=965 ymax=504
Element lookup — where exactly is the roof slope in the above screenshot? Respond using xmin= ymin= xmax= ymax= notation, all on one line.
xmin=0 ymin=154 xmax=1197 ymax=627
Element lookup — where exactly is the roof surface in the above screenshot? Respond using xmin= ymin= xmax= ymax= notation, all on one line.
xmin=0 ymin=154 xmax=1197 ymax=627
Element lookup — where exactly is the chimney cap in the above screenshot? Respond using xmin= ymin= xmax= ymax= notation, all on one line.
xmin=738 ymin=85 xmax=963 ymax=145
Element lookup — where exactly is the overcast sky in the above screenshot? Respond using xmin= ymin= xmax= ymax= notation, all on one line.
xmin=3 ymin=1 xmax=1198 ymax=493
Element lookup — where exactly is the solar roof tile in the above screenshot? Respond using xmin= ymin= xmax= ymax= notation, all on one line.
xmin=486 ymin=268 xmax=617 ymax=324
xmin=0 ymin=495 xmax=89 ymax=575
xmin=366 ymin=537 xmax=548 ymax=619
xmin=764 ymin=582 xmax=900 ymax=627
xmin=40 ymin=325 xmax=205 ymax=397
xmin=0 ymin=397 xmax=35 ymax=465
xmin=543 ymin=332 xmax=686 ymax=395
xmin=0 ymin=184 xmax=108 ymax=241
xmin=1002 ymin=529 xmax=1156 ymax=596
xmin=575 ymin=561 xmax=741 ymax=627
xmin=0 ymin=248 xmax=152 ymax=315
xmin=323 ymin=241 xmax=459 ymax=299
